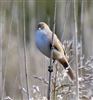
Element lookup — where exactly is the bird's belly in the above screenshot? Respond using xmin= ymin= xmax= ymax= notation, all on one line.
xmin=36 ymin=34 xmax=51 ymax=58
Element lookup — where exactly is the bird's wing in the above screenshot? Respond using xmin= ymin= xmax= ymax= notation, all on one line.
xmin=48 ymin=33 xmax=66 ymax=59
xmin=52 ymin=34 xmax=65 ymax=54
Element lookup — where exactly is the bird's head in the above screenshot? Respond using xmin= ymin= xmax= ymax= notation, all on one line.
xmin=36 ymin=22 xmax=50 ymax=31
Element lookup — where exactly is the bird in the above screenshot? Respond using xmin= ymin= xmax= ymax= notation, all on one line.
xmin=35 ymin=22 xmax=75 ymax=81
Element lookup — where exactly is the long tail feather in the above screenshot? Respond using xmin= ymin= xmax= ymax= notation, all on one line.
xmin=58 ymin=58 xmax=75 ymax=80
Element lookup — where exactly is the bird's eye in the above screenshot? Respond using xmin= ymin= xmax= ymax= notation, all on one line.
xmin=37 ymin=24 xmax=44 ymax=29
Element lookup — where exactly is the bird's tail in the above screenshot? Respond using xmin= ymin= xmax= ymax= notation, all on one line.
xmin=58 ymin=58 xmax=75 ymax=81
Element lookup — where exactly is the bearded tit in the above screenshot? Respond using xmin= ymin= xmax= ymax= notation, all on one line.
xmin=35 ymin=22 xmax=75 ymax=81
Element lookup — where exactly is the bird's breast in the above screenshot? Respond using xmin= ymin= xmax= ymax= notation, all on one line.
xmin=35 ymin=31 xmax=51 ymax=58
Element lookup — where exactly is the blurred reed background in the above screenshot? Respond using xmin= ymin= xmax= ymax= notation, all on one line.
xmin=0 ymin=0 xmax=93 ymax=100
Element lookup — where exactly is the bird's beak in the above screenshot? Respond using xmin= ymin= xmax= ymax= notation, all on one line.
xmin=36 ymin=25 xmax=41 ymax=30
